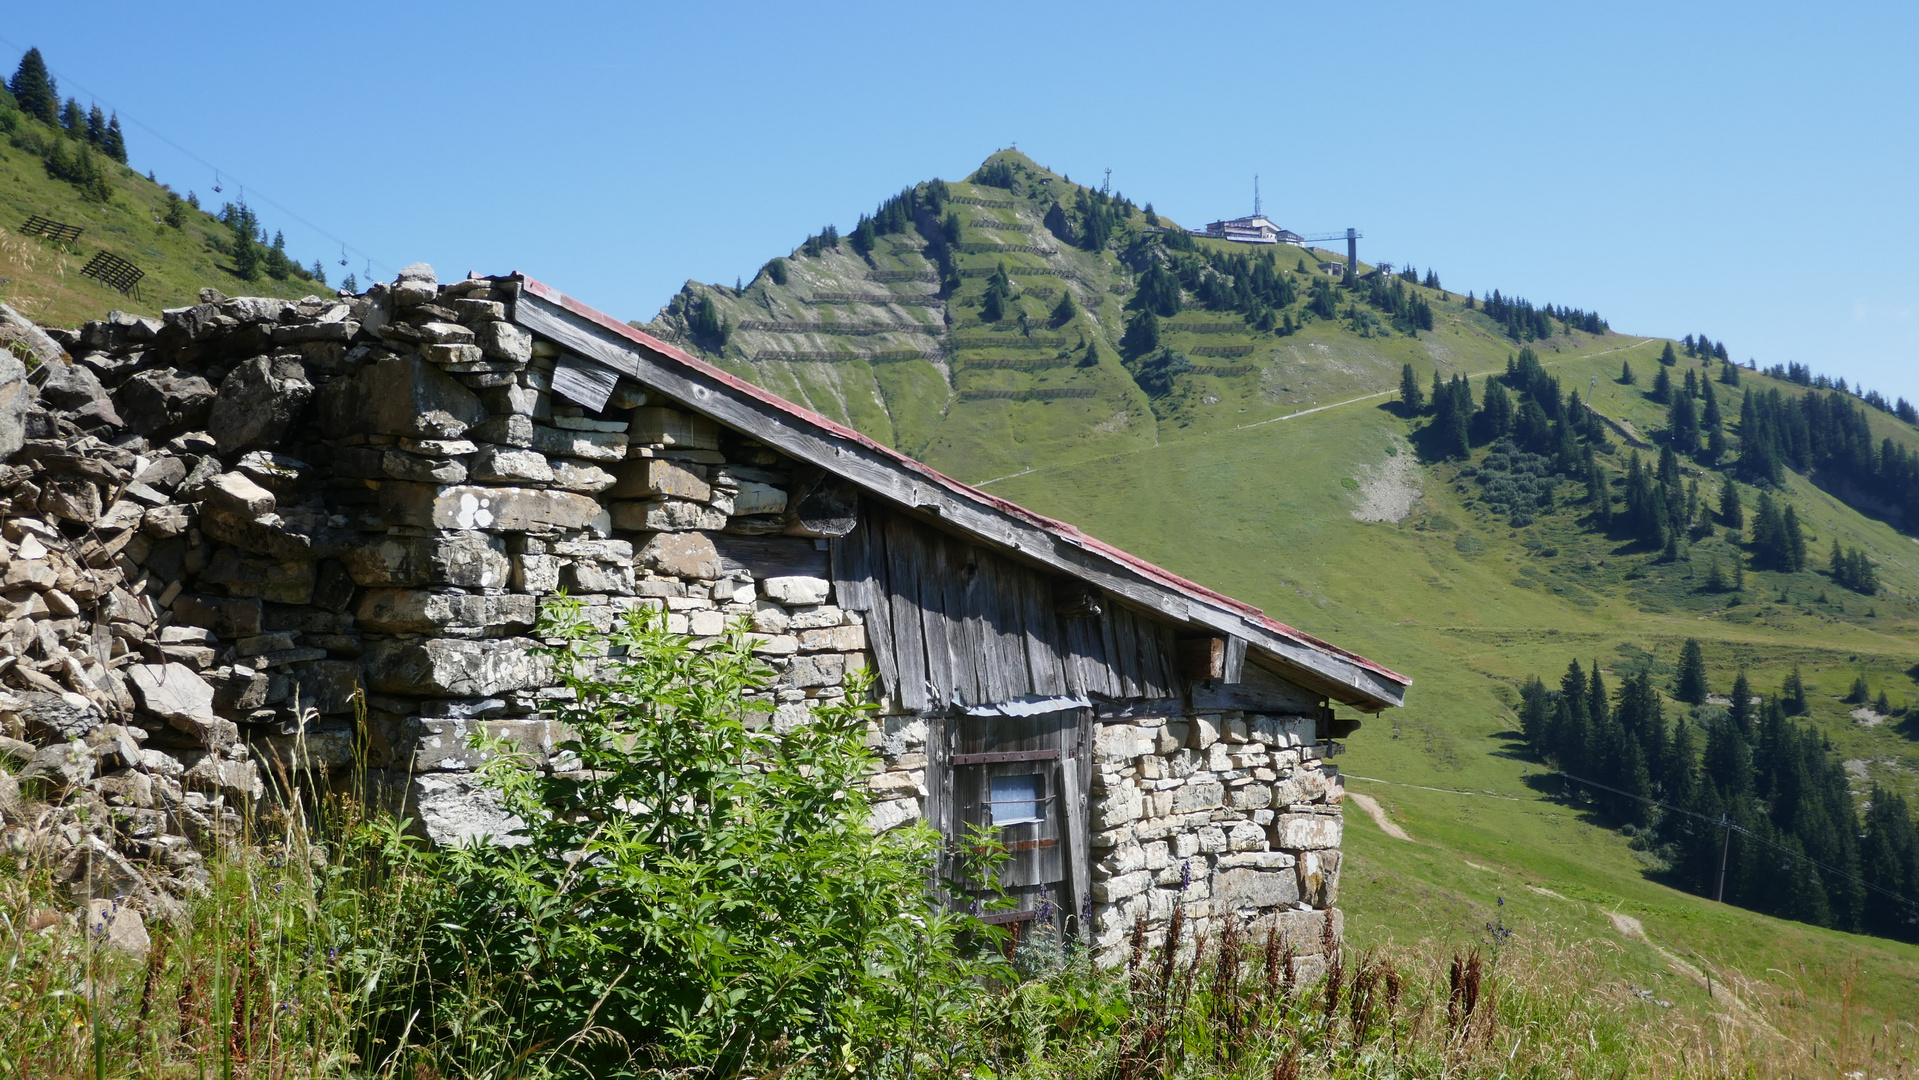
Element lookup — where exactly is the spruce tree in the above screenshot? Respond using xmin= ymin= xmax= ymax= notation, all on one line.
xmin=1782 ymin=666 xmax=1808 ymax=715
xmin=1398 ymin=362 xmax=1423 ymax=415
xmin=1119 ymin=308 xmax=1159 ymax=356
xmin=1873 ymin=689 xmax=1890 ymax=716
xmin=103 ymin=112 xmax=127 ymax=163
xmin=85 ymin=103 xmax=106 ymax=147
xmin=1652 ymin=365 xmax=1673 ymax=403
xmin=1676 ymin=639 xmax=1708 ymax=705
xmin=1719 ymin=474 xmax=1743 ymax=530
xmin=1783 ymin=505 xmax=1807 ymax=572
xmin=1660 ymin=341 xmax=1678 ymax=366
xmin=1845 ymin=673 xmax=1870 ymax=705
xmin=59 ymin=96 xmax=82 ymax=134
xmin=163 ymin=191 xmax=186 ymax=229
xmin=1050 ymin=290 xmax=1076 ymax=326
xmin=1620 ymin=358 xmax=1636 ymax=385
xmin=9 ymin=47 xmax=59 ymax=124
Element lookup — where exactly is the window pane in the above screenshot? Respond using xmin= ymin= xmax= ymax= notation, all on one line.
xmin=988 ymin=774 xmax=1043 ymax=826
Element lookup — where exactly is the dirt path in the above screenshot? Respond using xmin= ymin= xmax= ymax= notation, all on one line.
xmin=1345 ymin=791 xmax=1412 ymax=841
xmin=973 ymin=338 xmax=1657 ymax=488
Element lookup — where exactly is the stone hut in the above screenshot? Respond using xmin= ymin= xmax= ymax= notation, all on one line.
xmin=0 ymin=268 xmax=1407 ymax=964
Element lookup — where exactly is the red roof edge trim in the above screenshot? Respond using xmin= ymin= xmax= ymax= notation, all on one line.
xmin=508 ymin=274 xmax=1410 ymax=690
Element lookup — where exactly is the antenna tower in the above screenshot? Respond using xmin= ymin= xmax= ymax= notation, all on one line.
xmin=1254 ymin=174 xmax=1261 ymax=217
xmin=1102 ymin=167 xmax=1111 ymax=194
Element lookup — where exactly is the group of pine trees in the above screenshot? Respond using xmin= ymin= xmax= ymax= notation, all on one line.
xmin=4 ymin=47 xmax=126 ymax=201
xmin=1520 ymin=645 xmax=1919 ymax=941
xmin=1472 ymin=289 xmax=1608 ymax=341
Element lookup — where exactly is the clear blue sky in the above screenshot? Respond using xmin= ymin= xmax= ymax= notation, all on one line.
xmin=10 ymin=2 xmax=1919 ymax=399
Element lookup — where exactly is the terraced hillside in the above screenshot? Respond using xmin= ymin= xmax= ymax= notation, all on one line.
xmin=647 ymin=150 xmax=1919 ymax=1065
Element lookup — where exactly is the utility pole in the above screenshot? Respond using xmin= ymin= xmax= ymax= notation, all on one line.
xmin=1714 ymin=815 xmax=1733 ymax=902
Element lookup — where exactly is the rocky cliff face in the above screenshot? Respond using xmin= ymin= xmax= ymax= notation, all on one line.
xmin=0 ymin=266 xmax=890 ymax=919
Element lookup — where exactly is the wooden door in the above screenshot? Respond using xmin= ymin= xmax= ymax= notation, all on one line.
xmin=932 ymin=709 xmax=1092 ymax=939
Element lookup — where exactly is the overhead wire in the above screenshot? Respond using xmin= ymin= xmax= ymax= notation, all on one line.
xmin=0 ymin=33 xmax=387 ymax=277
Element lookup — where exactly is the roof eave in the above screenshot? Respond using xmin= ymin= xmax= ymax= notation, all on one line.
xmin=500 ymin=273 xmax=1410 ymax=712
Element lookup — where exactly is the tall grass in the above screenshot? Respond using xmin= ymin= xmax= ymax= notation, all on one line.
xmin=5 ymin=795 xmax=1914 ymax=1078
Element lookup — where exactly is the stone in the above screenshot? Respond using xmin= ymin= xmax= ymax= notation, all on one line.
xmin=208 ymin=357 xmax=313 ymax=453
xmin=355 ymin=589 xmax=538 ymax=633
xmin=382 ymin=449 xmax=467 ymax=483
xmin=797 ymin=625 xmax=865 ymax=652
xmin=1270 ymin=813 xmax=1342 ymax=851
xmin=362 ymin=637 xmax=542 ymax=696
xmin=608 ymin=458 xmax=710 ymax=500
xmin=609 ymin=498 xmax=727 ymax=532
xmin=403 ymin=716 xmax=562 ymax=772
xmin=762 ymin=576 xmax=831 ymax=605
xmin=1172 ymin=777 xmax=1225 ymax=813
xmin=128 ymin=662 xmax=217 ymax=723
xmin=202 ymin=471 xmax=276 ymax=517
xmin=629 ymin=406 xmax=719 ymax=449
xmin=531 ymin=425 xmax=627 ymax=462
xmin=113 ymin=368 xmax=216 ymax=438
xmin=1297 ymin=849 xmax=1341 ymax=907
xmin=1095 ymin=782 xmax=1144 ymax=829
xmin=86 ymin=898 xmax=151 ymax=957
xmin=1213 ymin=867 xmax=1299 ymax=910
xmin=478 ymin=321 xmax=532 ymax=363
xmin=550 ymin=460 xmax=615 ymax=493
xmin=19 ymin=740 xmax=97 ymax=793
xmin=256 ymin=724 xmax=356 ymax=772
xmin=294 ymin=662 xmax=364 ymax=715
xmin=367 ymin=354 xmax=486 ymax=438
xmin=417 ymin=321 xmax=475 ymax=345
xmin=39 ymin=361 xmax=122 ymax=427
xmin=0 ymin=347 xmax=27 ymax=461
xmin=379 ymin=483 xmax=603 ymax=533
xmin=339 ymin=532 xmax=510 ymax=588
xmin=184 ymin=754 xmax=264 ymax=804
xmin=60 ymin=836 xmax=152 ymax=906
xmin=173 ymin=595 xmax=264 ymax=637
xmin=468 ymin=414 xmax=534 ymax=447
xmin=1094 ymin=869 xmax=1153 ymax=903
xmin=1096 ymin=724 xmax=1155 ymax=763
xmin=866 ymin=798 xmax=921 ymax=833
xmin=12 ymin=690 xmax=104 ymax=742
xmin=406 ymin=772 xmax=527 ymax=846
xmin=469 ymin=445 xmax=553 ymax=483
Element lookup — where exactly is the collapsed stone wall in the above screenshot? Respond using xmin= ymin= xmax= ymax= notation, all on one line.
xmin=1089 ymin=712 xmax=1345 ymax=969
xmin=0 ymin=267 xmax=899 ymax=912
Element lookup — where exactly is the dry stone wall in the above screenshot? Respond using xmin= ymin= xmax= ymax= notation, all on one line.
xmin=0 ymin=268 xmax=911 ymax=913
xmin=1088 ymin=712 xmax=1346 ymax=969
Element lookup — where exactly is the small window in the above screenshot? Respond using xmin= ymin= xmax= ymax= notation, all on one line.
xmin=988 ymin=774 xmax=1044 ymax=826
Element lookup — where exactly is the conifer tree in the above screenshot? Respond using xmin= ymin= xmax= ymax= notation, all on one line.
xmin=9 ymin=47 xmax=58 ymax=124
xmin=1782 ymin=666 xmax=1808 ymax=715
xmin=1398 ymin=362 xmax=1423 ymax=415
xmin=1620 ymin=358 xmax=1636 ymax=385
xmin=85 ymin=103 xmax=106 ymax=147
xmin=1119 ymin=308 xmax=1159 ymax=356
xmin=1676 ymin=639 xmax=1708 ymax=705
xmin=1652 ymin=365 xmax=1673 ymax=404
xmin=1728 ymin=670 xmax=1754 ymax=736
xmin=59 ymin=96 xmax=82 ymax=134
xmin=1846 ymin=672 xmax=1871 ymax=705
xmin=1873 ymin=689 xmax=1890 ymax=716
xmin=1668 ymin=389 xmax=1700 ymax=453
xmin=1660 ymin=341 xmax=1678 ymax=366
xmin=1783 ymin=505 xmax=1807 ymax=572
xmin=1719 ymin=474 xmax=1743 ymax=531
xmin=1050 ymin=290 xmax=1076 ymax=326
xmin=102 ymin=112 xmax=127 ymax=163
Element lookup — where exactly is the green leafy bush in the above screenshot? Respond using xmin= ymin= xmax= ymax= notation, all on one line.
xmin=401 ymin=600 xmax=998 ymax=1077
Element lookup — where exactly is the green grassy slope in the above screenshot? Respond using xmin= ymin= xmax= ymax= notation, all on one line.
xmin=651 ymin=151 xmax=1919 ymax=1060
xmin=0 ymin=125 xmax=325 ymax=326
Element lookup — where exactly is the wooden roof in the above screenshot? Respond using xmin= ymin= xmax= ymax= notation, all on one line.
xmin=504 ymin=274 xmax=1410 ymax=711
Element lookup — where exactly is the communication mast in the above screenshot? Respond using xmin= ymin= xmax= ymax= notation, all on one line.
xmin=1254 ymin=174 xmax=1261 ymax=217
